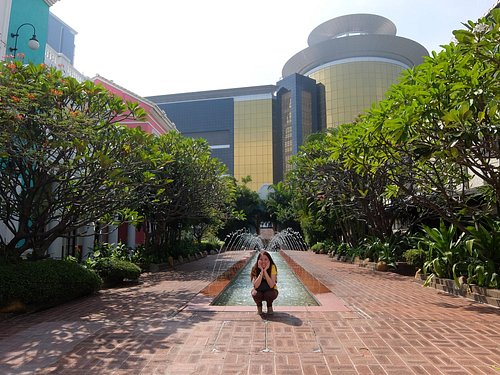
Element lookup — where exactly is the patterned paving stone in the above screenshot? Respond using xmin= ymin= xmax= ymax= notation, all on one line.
xmin=0 ymin=251 xmax=499 ymax=374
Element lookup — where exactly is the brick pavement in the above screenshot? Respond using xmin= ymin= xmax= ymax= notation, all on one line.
xmin=0 ymin=250 xmax=499 ymax=375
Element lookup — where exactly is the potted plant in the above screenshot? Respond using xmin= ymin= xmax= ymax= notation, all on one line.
xmin=376 ymin=243 xmax=396 ymax=272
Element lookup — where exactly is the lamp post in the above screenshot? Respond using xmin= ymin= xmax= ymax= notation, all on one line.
xmin=9 ymin=23 xmax=40 ymax=59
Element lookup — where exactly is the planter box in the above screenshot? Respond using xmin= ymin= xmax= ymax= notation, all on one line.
xmin=418 ymin=275 xmax=500 ymax=308
xmin=469 ymin=285 xmax=500 ymax=299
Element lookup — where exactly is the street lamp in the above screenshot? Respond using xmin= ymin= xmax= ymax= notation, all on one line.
xmin=9 ymin=23 xmax=40 ymax=58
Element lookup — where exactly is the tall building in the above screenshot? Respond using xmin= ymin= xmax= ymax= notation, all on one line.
xmin=148 ymin=86 xmax=277 ymax=193
xmin=148 ymin=14 xmax=428 ymax=192
xmin=275 ymin=73 xmax=325 ymax=179
xmin=283 ymin=14 xmax=428 ymax=129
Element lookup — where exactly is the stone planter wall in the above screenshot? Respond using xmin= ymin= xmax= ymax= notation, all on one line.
xmin=329 ymin=252 xmax=500 ymax=308
xmin=418 ymin=275 xmax=500 ymax=308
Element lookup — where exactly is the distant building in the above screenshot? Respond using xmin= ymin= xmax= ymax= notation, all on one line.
xmin=148 ymin=86 xmax=276 ymax=192
xmin=148 ymin=14 xmax=429 ymax=191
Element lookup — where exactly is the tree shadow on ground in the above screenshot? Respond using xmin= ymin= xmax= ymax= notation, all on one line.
xmin=0 ymin=255 xmax=235 ymax=374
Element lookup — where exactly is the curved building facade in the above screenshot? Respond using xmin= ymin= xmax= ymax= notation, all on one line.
xmin=282 ymin=14 xmax=429 ymax=128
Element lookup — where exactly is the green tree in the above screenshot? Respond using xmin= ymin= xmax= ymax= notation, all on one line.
xmin=287 ymin=133 xmax=344 ymax=245
xmin=218 ymin=177 xmax=267 ymax=237
xmin=265 ymin=181 xmax=300 ymax=232
xmin=0 ymin=62 xmax=146 ymax=260
xmin=288 ymin=126 xmax=412 ymax=246
xmin=135 ymin=132 xmax=234 ymax=258
xmin=351 ymin=10 xmax=500 ymax=231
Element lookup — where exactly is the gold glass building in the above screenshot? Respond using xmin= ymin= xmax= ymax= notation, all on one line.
xmin=282 ymin=14 xmax=428 ymax=128
xmin=148 ymin=86 xmax=277 ymax=194
xmin=234 ymin=94 xmax=274 ymax=191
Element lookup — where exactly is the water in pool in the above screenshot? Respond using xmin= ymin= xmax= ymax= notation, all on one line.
xmin=211 ymin=251 xmax=319 ymax=306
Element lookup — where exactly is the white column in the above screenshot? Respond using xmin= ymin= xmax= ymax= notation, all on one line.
xmin=82 ymin=225 xmax=95 ymax=260
xmin=108 ymin=224 xmax=118 ymax=244
xmin=127 ymin=224 xmax=136 ymax=249
xmin=46 ymin=219 xmax=61 ymax=259
xmin=47 ymin=237 xmax=63 ymax=259
xmin=0 ymin=0 xmax=12 ymax=59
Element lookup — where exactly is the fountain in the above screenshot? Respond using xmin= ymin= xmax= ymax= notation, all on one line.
xmin=201 ymin=228 xmax=329 ymax=306
xmin=265 ymin=228 xmax=308 ymax=252
xmin=210 ymin=229 xmax=263 ymax=280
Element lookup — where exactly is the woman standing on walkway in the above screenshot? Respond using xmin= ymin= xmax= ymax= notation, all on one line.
xmin=251 ymin=251 xmax=278 ymax=314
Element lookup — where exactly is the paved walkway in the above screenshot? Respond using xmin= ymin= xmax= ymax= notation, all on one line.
xmin=0 ymin=251 xmax=499 ymax=375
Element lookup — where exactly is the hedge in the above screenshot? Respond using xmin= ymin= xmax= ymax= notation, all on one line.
xmin=92 ymin=257 xmax=141 ymax=287
xmin=0 ymin=259 xmax=102 ymax=310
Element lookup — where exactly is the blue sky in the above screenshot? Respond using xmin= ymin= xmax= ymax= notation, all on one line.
xmin=51 ymin=0 xmax=496 ymax=97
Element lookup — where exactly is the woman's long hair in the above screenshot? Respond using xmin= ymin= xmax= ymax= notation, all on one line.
xmin=250 ymin=251 xmax=277 ymax=280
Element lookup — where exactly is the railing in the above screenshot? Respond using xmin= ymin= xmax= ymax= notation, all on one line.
xmin=44 ymin=44 xmax=87 ymax=82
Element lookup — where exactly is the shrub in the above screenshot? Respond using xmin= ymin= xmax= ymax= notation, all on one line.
xmin=346 ymin=245 xmax=365 ymax=259
xmin=336 ymin=242 xmax=350 ymax=256
xmin=310 ymin=242 xmax=324 ymax=253
xmin=403 ymin=248 xmax=426 ymax=269
xmin=89 ymin=242 xmax=132 ymax=261
xmin=197 ymin=241 xmax=220 ymax=253
xmin=323 ymin=240 xmax=337 ymax=253
xmin=0 ymin=259 xmax=102 ymax=310
xmin=361 ymin=238 xmax=390 ymax=262
xmin=92 ymin=257 xmax=141 ymax=287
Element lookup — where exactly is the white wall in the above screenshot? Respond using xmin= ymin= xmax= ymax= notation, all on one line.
xmin=0 ymin=0 xmax=12 ymax=59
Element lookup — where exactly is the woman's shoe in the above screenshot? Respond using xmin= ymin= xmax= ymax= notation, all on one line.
xmin=267 ymin=306 xmax=273 ymax=315
xmin=257 ymin=305 xmax=263 ymax=315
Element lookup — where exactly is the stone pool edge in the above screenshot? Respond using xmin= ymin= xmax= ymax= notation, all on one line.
xmin=185 ymin=250 xmax=350 ymax=312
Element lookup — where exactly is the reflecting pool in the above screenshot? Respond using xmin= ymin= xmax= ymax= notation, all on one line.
xmin=211 ymin=251 xmax=319 ymax=306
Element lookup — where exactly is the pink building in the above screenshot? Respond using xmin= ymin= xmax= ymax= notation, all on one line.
xmin=93 ymin=75 xmax=177 ymax=135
